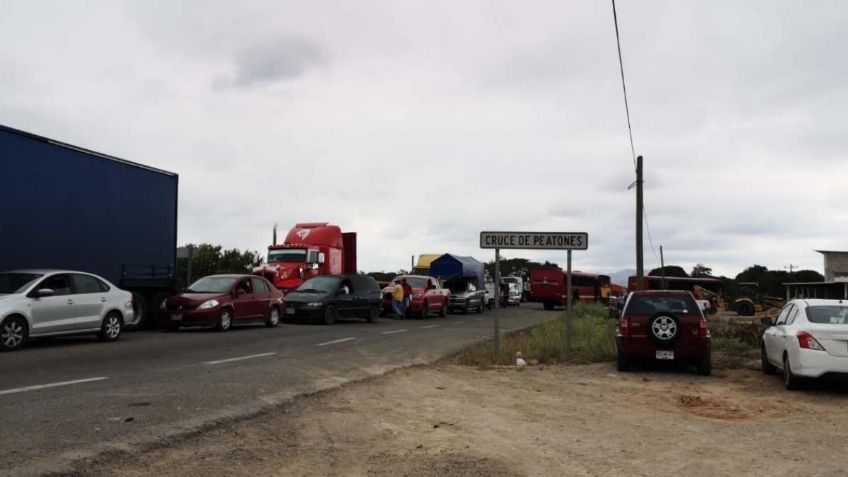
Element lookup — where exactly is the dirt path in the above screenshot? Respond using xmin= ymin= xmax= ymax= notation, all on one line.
xmin=72 ymin=362 xmax=848 ymax=477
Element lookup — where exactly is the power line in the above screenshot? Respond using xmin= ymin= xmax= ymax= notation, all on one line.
xmin=611 ymin=0 xmax=637 ymax=169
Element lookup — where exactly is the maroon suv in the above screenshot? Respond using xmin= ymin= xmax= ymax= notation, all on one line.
xmin=164 ymin=274 xmax=284 ymax=331
xmin=614 ymin=290 xmax=711 ymax=375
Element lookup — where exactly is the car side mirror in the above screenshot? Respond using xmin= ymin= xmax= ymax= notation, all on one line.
xmin=608 ymin=308 xmax=620 ymax=320
xmin=34 ymin=288 xmax=54 ymax=298
xmin=760 ymin=317 xmax=774 ymax=326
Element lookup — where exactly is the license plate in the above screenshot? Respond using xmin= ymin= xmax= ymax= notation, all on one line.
xmin=286 ymin=307 xmax=295 ymax=315
xmin=656 ymin=350 xmax=674 ymax=360
xmin=170 ymin=314 xmax=182 ymax=321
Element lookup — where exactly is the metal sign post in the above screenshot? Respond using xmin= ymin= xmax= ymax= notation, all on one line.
xmin=494 ymin=248 xmax=501 ymax=353
xmin=480 ymin=231 xmax=588 ymax=357
xmin=566 ymin=249 xmax=573 ymax=355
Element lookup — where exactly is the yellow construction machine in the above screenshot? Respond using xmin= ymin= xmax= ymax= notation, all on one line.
xmin=731 ymin=282 xmax=785 ymax=316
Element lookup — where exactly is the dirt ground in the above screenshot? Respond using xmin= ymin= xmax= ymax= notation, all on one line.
xmin=72 ymin=360 xmax=848 ymax=477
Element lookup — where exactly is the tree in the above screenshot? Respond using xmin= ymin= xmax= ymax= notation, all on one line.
xmin=691 ymin=263 xmax=713 ymax=278
xmin=648 ymin=266 xmax=688 ymax=278
xmin=176 ymin=243 xmax=263 ymax=287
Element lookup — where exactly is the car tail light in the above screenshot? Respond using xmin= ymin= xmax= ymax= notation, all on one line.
xmin=618 ymin=315 xmax=629 ymax=337
xmin=698 ymin=318 xmax=710 ymax=339
xmin=797 ymin=331 xmax=826 ymax=351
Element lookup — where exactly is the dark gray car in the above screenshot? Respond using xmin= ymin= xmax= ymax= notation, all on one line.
xmin=446 ymin=280 xmax=486 ymax=314
xmin=284 ymin=274 xmax=381 ymax=325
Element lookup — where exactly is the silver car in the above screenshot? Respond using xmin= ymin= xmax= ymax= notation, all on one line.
xmin=0 ymin=270 xmax=135 ymax=351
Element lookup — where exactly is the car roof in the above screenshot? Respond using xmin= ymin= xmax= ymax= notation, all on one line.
xmin=630 ymin=290 xmax=693 ymax=295
xmin=796 ymin=299 xmax=848 ymax=306
xmin=201 ymin=274 xmax=253 ymax=279
xmin=395 ymin=274 xmax=433 ymax=280
xmin=3 ymin=269 xmax=91 ymax=275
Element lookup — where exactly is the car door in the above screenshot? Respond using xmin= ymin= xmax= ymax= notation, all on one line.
xmin=427 ymin=279 xmax=444 ymax=310
xmin=231 ymin=278 xmax=257 ymax=320
xmin=28 ymin=273 xmax=76 ymax=335
xmin=251 ymin=277 xmax=272 ymax=319
xmin=334 ymin=279 xmax=357 ymax=317
xmin=70 ymin=274 xmax=108 ymax=330
xmin=766 ymin=304 xmax=793 ymax=364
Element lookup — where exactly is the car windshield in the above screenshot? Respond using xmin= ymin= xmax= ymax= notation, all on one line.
xmin=296 ymin=276 xmax=341 ymax=293
xmin=805 ymin=306 xmax=848 ymax=324
xmin=390 ymin=277 xmax=428 ymax=288
xmin=447 ymin=282 xmax=471 ymax=293
xmin=186 ymin=276 xmax=238 ymax=293
xmin=0 ymin=273 xmax=43 ymax=294
xmin=625 ymin=294 xmax=699 ymax=315
xmin=267 ymin=248 xmax=306 ymax=263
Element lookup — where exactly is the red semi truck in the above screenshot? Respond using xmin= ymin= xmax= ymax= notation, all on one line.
xmin=253 ymin=223 xmax=357 ymax=293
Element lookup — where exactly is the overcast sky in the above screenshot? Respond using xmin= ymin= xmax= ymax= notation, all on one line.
xmin=2 ymin=1 xmax=845 ymax=277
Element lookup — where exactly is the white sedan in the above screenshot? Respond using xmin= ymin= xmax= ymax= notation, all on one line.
xmin=0 ymin=270 xmax=135 ymax=351
xmin=762 ymin=299 xmax=848 ymax=389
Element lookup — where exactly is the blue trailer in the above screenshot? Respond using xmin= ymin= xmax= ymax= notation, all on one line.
xmin=0 ymin=124 xmax=178 ymax=327
xmin=429 ymin=254 xmax=486 ymax=289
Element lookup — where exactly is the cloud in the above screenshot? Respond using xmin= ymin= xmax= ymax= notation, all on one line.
xmin=216 ymin=36 xmax=326 ymax=88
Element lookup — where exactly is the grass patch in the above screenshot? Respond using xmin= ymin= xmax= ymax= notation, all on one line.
xmin=453 ymin=303 xmax=618 ymax=366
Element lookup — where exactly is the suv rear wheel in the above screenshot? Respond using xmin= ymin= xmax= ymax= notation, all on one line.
xmin=616 ymin=347 xmax=631 ymax=372
xmin=648 ymin=313 xmax=680 ymax=346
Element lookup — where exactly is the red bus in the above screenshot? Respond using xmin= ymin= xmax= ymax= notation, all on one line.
xmin=530 ymin=267 xmax=612 ymax=310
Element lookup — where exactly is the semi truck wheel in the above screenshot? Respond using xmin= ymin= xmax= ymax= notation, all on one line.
xmin=131 ymin=293 xmax=147 ymax=328
xmin=149 ymin=291 xmax=171 ymax=328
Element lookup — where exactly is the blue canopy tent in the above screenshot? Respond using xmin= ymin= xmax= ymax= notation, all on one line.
xmin=429 ymin=254 xmax=486 ymax=289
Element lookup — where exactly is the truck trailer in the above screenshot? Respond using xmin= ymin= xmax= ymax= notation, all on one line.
xmin=253 ymin=223 xmax=357 ymax=293
xmin=0 ymin=124 xmax=179 ymax=327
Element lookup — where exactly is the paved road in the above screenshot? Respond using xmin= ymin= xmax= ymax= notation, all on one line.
xmin=0 ymin=304 xmax=558 ymax=476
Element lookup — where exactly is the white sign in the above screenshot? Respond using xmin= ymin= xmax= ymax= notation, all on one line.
xmin=479 ymin=231 xmax=588 ymax=250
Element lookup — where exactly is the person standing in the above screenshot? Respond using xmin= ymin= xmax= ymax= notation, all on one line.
xmin=392 ymin=280 xmax=405 ymax=319
xmin=401 ymin=278 xmax=413 ymax=318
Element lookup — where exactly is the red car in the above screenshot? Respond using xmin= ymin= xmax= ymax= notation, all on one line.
xmin=613 ymin=290 xmax=711 ymax=375
xmin=163 ymin=274 xmax=284 ymax=331
xmin=380 ymin=275 xmax=450 ymax=318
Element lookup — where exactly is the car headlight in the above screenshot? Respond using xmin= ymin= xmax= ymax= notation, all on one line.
xmin=198 ymin=299 xmax=220 ymax=309
xmin=306 ymin=302 xmax=323 ymax=307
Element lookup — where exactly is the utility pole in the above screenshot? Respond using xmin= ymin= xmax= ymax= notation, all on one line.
xmin=785 ymin=264 xmax=798 ymax=274
xmin=494 ymin=248 xmax=501 ymax=355
xmin=659 ymin=245 xmax=666 ymax=290
xmin=636 ymin=155 xmax=644 ymax=290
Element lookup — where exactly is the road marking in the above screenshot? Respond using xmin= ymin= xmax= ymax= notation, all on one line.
xmin=453 ymin=321 xmax=466 ymax=324
xmin=204 ymin=352 xmax=277 ymax=365
xmin=421 ymin=324 xmax=440 ymax=329
xmin=381 ymin=329 xmax=408 ymax=335
xmin=317 ymin=337 xmax=356 ymax=347
xmin=0 ymin=377 xmax=109 ymax=396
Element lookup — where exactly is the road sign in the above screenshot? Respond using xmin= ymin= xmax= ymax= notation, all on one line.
xmin=479 ymin=231 xmax=588 ymax=250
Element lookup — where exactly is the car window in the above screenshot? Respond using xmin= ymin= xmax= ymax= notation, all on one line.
xmin=352 ymin=276 xmax=379 ymax=293
xmin=806 ymin=306 xmax=848 ymax=324
xmin=624 ymin=294 xmax=700 ymax=316
xmin=38 ymin=274 xmax=73 ymax=296
xmin=251 ymin=278 xmax=270 ymax=293
xmin=73 ymin=274 xmax=104 ymax=294
xmin=775 ymin=304 xmax=794 ymax=325
xmin=429 ymin=279 xmax=438 ymax=290
xmin=785 ymin=305 xmax=800 ymax=326
xmin=237 ymin=279 xmax=253 ymax=294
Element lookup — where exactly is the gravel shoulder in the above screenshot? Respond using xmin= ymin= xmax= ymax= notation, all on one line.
xmin=69 ymin=359 xmax=848 ymax=477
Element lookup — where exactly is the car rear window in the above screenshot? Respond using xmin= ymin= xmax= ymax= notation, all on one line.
xmin=625 ymin=294 xmax=699 ymax=316
xmin=805 ymin=306 xmax=848 ymax=324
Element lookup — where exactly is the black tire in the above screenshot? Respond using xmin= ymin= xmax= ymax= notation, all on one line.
xmin=477 ymin=299 xmax=483 ymax=313
xmin=216 ymin=308 xmax=233 ymax=331
xmin=696 ymin=348 xmax=711 ymax=376
xmin=367 ymin=305 xmax=379 ymax=323
xmin=783 ymin=355 xmax=802 ymax=390
xmin=761 ymin=343 xmax=776 ymax=375
xmin=735 ymin=301 xmax=755 ymax=317
xmin=131 ymin=292 xmax=147 ymax=328
xmin=149 ymin=291 xmax=171 ymax=328
xmin=616 ymin=347 xmax=631 ymax=372
xmin=166 ymin=323 xmax=181 ymax=332
xmin=0 ymin=316 xmax=28 ymax=351
xmin=420 ymin=302 xmax=429 ymax=319
xmin=266 ymin=306 xmax=281 ymax=328
xmin=323 ymin=305 xmax=337 ymax=325
xmin=544 ymin=302 xmax=554 ymax=311
xmin=463 ymin=300 xmax=470 ymax=314
xmin=98 ymin=312 xmax=123 ymax=342
xmin=647 ymin=313 xmax=681 ymax=346
xmin=439 ymin=300 xmax=447 ymax=317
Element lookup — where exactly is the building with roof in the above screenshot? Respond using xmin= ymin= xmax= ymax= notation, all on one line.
xmin=784 ymin=251 xmax=848 ymax=300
